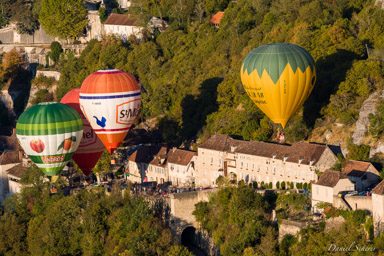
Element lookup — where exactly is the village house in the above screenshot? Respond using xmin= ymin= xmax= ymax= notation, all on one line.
xmin=167 ymin=148 xmax=195 ymax=187
xmin=147 ymin=146 xmax=168 ymax=184
xmin=194 ymin=134 xmax=339 ymax=189
xmin=342 ymin=160 xmax=380 ymax=191
xmin=210 ymin=12 xmax=224 ymax=28
xmin=126 ymin=145 xmax=161 ymax=183
xmin=311 ymin=170 xmax=355 ymax=212
xmin=103 ymin=13 xmax=143 ymax=42
xmin=6 ymin=163 xmax=27 ymax=197
xmin=372 ymin=180 xmax=384 ymax=236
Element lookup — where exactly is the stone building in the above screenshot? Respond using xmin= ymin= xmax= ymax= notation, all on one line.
xmin=6 ymin=163 xmax=27 ymax=197
xmin=372 ymin=180 xmax=384 ymax=236
xmin=103 ymin=14 xmax=143 ymax=42
xmin=167 ymin=148 xmax=196 ymax=187
xmin=195 ymin=134 xmax=339 ymax=188
xmin=342 ymin=160 xmax=380 ymax=191
xmin=147 ymin=146 xmax=168 ymax=184
xmin=311 ymin=170 xmax=354 ymax=212
xmin=127 ymin=145 xmax=161 ymax=183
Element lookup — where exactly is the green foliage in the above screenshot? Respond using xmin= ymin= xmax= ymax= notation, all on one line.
xmin=98 ymin=7 xmax=108 ymax=24
xmin=276 ymin=181 xmax=280 ymax=189
xmin=39 ymin=0 xmax=88 ymax=39
xmin=0 ymin=12 xmax=8 ymax=28
xmin=0 ymin=172 xmax=176 ymax=255
xmin=347 ymin=142 xmax=370 ymax=161
xmin=351 ymin=209 xmax=367 ymax=225
xmin=193 ymin=187 xmax=270 ymax=256
xmin=31 ymin=89 xmax=53 ymax=105
xmin=253 ymin=181 xmax=258 ymax=189
xmin=167 ymin=245 xmax=194 ymax=256
xmin=330 ymin=153 xmax=345 ymax=171
xmin=49 ymin=41 xmax=62 ymax=64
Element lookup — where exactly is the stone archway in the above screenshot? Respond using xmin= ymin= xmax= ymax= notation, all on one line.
xmin=181 ymin=226 xmax=207 ymax=256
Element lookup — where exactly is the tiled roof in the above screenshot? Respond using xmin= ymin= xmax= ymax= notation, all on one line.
xmin=0 ymin=150 xmax=21 ymax=165
xmin=6 ymin=163 xmax=27 ymax=178
xmin=128 ymin=145 xmax=162 ymax=163
xmin=199 ymin=134 xmax=332 ymax=165
xmin=315 ymin=170 xmax=348 ymax=187
xmin=167 ymin=148 xmax=195 ymax=166
xmin=210 ymin=12 xmax=224 ymax=24
xmin=149 ymin=146 xmax=168 ymax=167
xmin=343 ymin=160 xmax=372 ymax=177
xmin=372 ymin=180 xmax=384 ymax=195
xmin=104 ymin=13 xmax=140 ymax=26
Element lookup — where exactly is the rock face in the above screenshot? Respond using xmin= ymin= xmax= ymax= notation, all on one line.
xmin=376 ymin=0 xmax=384 ymax=9
xmin=352 ymin=90 xmax=384 ymax=145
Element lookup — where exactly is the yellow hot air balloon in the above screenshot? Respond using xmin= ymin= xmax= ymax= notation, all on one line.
xmin=240 ymin=43 xmax=316 ymax=128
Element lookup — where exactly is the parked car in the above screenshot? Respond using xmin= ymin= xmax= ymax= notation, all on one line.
xmin=338 ymin=191 xmax=354 ymax=197
xmin=358 ymin=191 xmax=371 ymax=196
xmin=345 ymin=191 xmax=358 ymax=196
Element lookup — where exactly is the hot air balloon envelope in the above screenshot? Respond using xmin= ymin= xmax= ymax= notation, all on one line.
xmin=240 ymin=43 xmax=316 ymax=128
xmin=61 ymin=88 xmax=105 ymax=176
xmin=16 ymin=102 xmax=83 ymax=176
xmin=79 ymin=69 xmax=141 ymax=154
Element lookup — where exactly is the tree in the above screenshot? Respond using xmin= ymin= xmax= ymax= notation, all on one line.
xmin=281 ymin=181 xmax=286 ymax=190
xmin=1 ymin=48 xmax=25 ymax=81
xmin=49 ymin=41 xmax=62 ymax=64
xmin=98 ymin=6 xmax=108 ymax=24
xmin=39 ymin=0 xmax=88 ymax=39
xmin=167 ymin=245 xmax=194 ymax=256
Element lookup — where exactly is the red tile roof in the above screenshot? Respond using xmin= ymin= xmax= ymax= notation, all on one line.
xmin=167 ymin=148 xmax=195 ymax=166
xmin=149 ymin=146 xmax=168 ymax=167
xmin=372 ymin=180 xmax=384 ymax=195
xmin=199 ymin=134 xmax=331 ymax=165
xmin=128 ymin=145 xmax=162 ymax=163
xmin=210 ymin=12 xmax=224 ymax=25
xmin=104 ymin=13 xmax=140 ymax=26
xmin=342 ymin=160 xmax=372 ymax=177
xmin=315 ymin=170 xmax=348 ymax=187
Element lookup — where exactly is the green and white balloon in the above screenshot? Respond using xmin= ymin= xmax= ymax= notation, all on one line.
xmin=16 ymin=102 xmax=83 ymax=177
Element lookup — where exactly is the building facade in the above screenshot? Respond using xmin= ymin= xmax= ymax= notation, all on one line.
xmin=311 ymin=170 xmax=355 ymax=212
xmin=342 ymin=160 xmax=380 ymax=191
xmin=195 ymin=134 xmax=339 ymax=188
xmin=104 ymin=14 xmax=143 ymax=42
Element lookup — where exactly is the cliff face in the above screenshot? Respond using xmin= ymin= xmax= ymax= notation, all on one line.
xmin=352 ymin=90 xmax=384 ymax=145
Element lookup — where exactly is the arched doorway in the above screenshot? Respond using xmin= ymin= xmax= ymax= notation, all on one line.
xmin=181 ymin=226 xmax=207 ymax=255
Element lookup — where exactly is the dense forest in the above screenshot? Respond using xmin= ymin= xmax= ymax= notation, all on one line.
xmin=193 ymin=183 xmax=384 ymax=255
xmin=1 ymin=0 xmax=384 ymax=148
xmin=53 ymin=0 xmax=384 ymax=147
xmin=0 ymin=166 xmax=194 ymax=256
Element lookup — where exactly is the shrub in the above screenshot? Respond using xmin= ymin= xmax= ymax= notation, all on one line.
xmin=281 ymin=181 xmax=286 ymax=190
xmin=276 ymin=181 xmax=280 ymax=189
xmin=253 ymin=181 xmax=258 ymax=189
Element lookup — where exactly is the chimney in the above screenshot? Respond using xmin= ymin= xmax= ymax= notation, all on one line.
xmin=172 ymin=147 xmax=176 ymax=153
xmin=12 ymin=127 xmax=16 ymax=135
xmin=18 ymin=150 xmax=23 ymax=161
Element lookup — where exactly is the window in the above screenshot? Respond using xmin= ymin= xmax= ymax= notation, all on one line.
xmin=203 ymin=170 xmax=206 ymax=176
xmin=211 ymin=158 xmax=213 ymax=164
xmin=241 ymin=162 xmax=243 ymax=168
xmin=316 ymin=187 xmax=319 ymax=195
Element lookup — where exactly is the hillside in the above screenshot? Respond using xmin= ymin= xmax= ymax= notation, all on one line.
xmin=3 ymin=0 xmax=384 ymax=160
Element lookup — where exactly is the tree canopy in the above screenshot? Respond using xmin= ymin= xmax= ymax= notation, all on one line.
xmin=39 ymin=0 xmax=88 ymax=39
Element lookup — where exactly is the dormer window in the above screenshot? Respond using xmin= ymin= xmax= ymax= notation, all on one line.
xmin=231 ymin=146 xmax=236 ymax=152
xmin=283 ymin=156 xmax=288 ymax=162
xmin=298 ymin=159 xmax=302 ymax=164
xmin=309 ymin=160 xmax=314 ymax=166
xmin=272 ymin=153 xmax=276 ymax=159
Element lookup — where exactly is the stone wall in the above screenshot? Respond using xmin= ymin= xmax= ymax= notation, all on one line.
xmin=333 ymin=195 xmax=372 ymax=212
xmin=278 ymin=219 xmax=307 ymax=242
xmin=36 ymin=71 xmax=61 ymax=80
xmin=0 ymin=27 xmax=14 ymax=44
